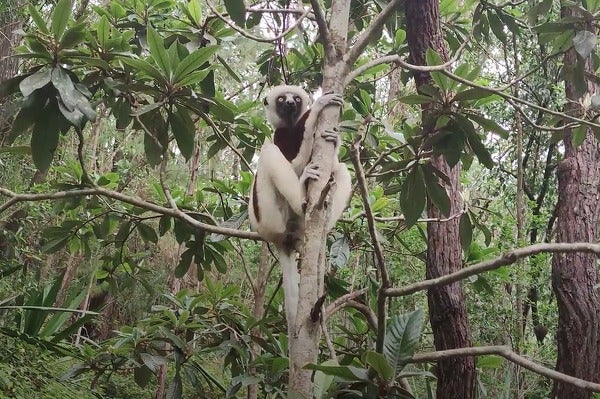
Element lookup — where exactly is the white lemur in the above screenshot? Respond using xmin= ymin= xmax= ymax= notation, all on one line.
xmin=249 ymin=85 xmax=352 ymax=334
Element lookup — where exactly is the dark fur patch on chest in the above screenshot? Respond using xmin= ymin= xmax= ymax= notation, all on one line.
xmin=273 ymin=111 xmax=310 ymax=161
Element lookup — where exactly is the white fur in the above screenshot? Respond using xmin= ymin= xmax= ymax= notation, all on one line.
xmin=249 ymin=86 xmax=352 ymax=336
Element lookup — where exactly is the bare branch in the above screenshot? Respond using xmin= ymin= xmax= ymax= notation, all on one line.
xmin=350 ymin=137 xmax=389 ymax=287
xmin=324 ymin=288 xmax=368 ymax=317
xmin=0 ymin=186 xmax=260 ymax=240
xmin=411 ymin=346 xmax=600 ymax=393
xmin=206 ymin=1 xmax=310 ymax=43
xmin=344 ymin=0 xmax=406 ymax=66
xmin=385 ymin=242 xmax=600 ymax=297
xmin=308 ymin=0 xmax=329 ymax=44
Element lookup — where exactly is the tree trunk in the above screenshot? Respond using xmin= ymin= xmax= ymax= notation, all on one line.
xmin=405 ymin=1 xmax=475 ymax=398
xmin=551 ymin=7 xmax=600 ymax=399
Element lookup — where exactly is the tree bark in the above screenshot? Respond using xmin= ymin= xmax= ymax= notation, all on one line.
xmin=405 ymin=1 xmax=475 ymax=398
xmin=551 ymin=6 xmax=600 ymax=398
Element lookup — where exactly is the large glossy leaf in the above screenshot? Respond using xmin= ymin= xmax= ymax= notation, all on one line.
xmin=188 ymin=0 xmax=202 ymax=25
xmin=459 ymin=213 xmax=473 ymax=253
xmin=465 ymin=112 xmax=509 ymax=139
xmin=224 ymin=0 xmax=246 ymax=26
xmin=304 ymin=364 xmax=369 ymax=381
xmin=169 ymin=107 xmax=195 ymax=160
xmin=19 ymin=68 xmax=51 ymax=97
xmin=31 ymin=107 xmax=62 ymax=172
xmin=96 ymin=15 xmax=111 ymax=49
xmin=422 ymin=166 xmax=450 ymax=216
xmin=146 ymin=26 xmax=172 ymax=78
xmin=425 ymin=49 xmax=449 ymax=93
xmin=28 ymin=4 xmax=49 ymax=34
xmin=399 ymin=167 xmax=426 ymax=228
xmin=173 ymin=46 xmax=218 ymax=83
xmin=383 ymin=309 xmax=424 ymax=376
xmin=573 ymin=30 xmax=597 ymax=59
xmin=139 ymin=110 xmax=168 ymax=166
xmin=363 ymin=351 xmax=394 ymax=380
xmin=51 ymin=0 xmax=72 ymax=39
xmin=60 ymin=23 xmax=86 ymax=48
xmin=120 ymin=57 xmax=168 ymax=85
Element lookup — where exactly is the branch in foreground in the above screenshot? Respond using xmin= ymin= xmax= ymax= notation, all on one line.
xmin=385 ymin=242 xmax=600 ymax=297
xmin=411 ymin=346 xmax=600 ymax=393
xmin=0 ymin=186 xmax=259 ymax=240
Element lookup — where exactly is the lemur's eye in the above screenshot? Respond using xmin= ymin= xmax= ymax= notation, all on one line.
xmin=277 ymin=97 xmax=285 ymax=102
xmin=294 ymin=96 xmax=302 ymax=102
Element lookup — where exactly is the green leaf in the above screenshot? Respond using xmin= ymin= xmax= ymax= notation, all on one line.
xmin=383 ymin=309 xmax=424 ymax=376
xmin=314 ymin=359 xmax=337 ymax=399
xmin=51 ymin=0 xmax=72 ymax=39
xmin=146 ymin=26 xmax=171 ymax=78
xmin=139 ymin=110 xmax=168 ymax=166
xmin=465 ymin=113 xmax=509 ymax=139
xmin=571 ymin=124 xmax=587 ymax=148
xmin=573 ymin=30 xmax=597 ymax=59
xmin=97 ymin=16 xmax=111 ymax=49
xmin=400 ymin=167 xmax=426 ymax=228
xmin=423 ymin=166 xmax=450 ymax=216
xmin=120 ymin=57 xmax=168 ymax=85
xmin=140 ymin=353 xmax=168 ymax=372
xmin=28 ymin=4 xmax=49 ymax=34
xmin=453 ymin=88 xmax=494 ymax=103
xmin=19 ymin=69 xmax=51 ymax=97
xmin=169 ymin=107 xmax=195 ymax=160
xmin=175 ymin=249 xmax=194 ymax=278
xmin=159 ymin=216 xmax=172 ymax=236
xmin=188 ymin=0 xmax=203 ymax=25
xmin=364 ymin=351 xmax=394 ymax=380
xmin=453 ymin=114 xmax=494 ymax=168
xmin=173 ymin=45 xmax=218 ymax=82
xmin=398 ymin=94 xmax=434 ymax=105
xmin=217 ymin=55 xmax=242 ymax=83
xmin=330 ymin=234 xmax=350 ymax=268
xmin=477 ymin=355 xmax=504 ymax=369
xmin=394 ymin=28 xmax=406 ymax=48
xmin=459 ymin=213 xmax=473 ymax=253
xmin=137 ymin=223 xmax=159 ymax=243
xmin=224 ymin=0 xmax=246 ymax=26
xmin=425 ymin=49 xmax=449 ymax=93
xmin=60 ymin=23 xmax=86 ymax=48
xmin=134 ymin=365 xmax=153 ymax=388
xmin=31 ymin=113 xmax=61 ymax=173
xmin=303 ymin=364 xmax=369 ymax=381
xmin=487 ymin=10 xmax=506 ymax=42
xmin=527 ymin=0 xmax=553 ymax=25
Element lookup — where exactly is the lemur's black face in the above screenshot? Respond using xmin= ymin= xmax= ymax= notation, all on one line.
xmin=275 ymin=93 xmax=304 ymax=126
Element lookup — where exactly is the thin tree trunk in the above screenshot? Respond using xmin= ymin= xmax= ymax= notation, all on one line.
xmin=405 ymin=1 xmax=475 ymax=398
xmin=551 ymin=7 xmax=600 ymax=399
xmin=247 ymin=243 xmax=269 ymax=399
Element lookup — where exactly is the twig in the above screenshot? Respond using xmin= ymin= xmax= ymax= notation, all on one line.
xmin=206 ymin=1 xmax=310 ymax=43
xmin=324 ymin=287 xmax=368 ymax=317
xmin=320 ymin=317 xmax=338 ymax=363
xmin=344 ymin=0 xmax=407 ymax=66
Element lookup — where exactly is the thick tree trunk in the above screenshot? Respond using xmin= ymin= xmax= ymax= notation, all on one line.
xmin=405 ymin=1 xmax=475 ymax=398
xmin=551 ymin=7 xmax=600 ymax=398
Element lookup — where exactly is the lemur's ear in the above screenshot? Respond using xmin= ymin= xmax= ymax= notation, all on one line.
xmin=263 ymin=97 xmax=268 ymax=106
